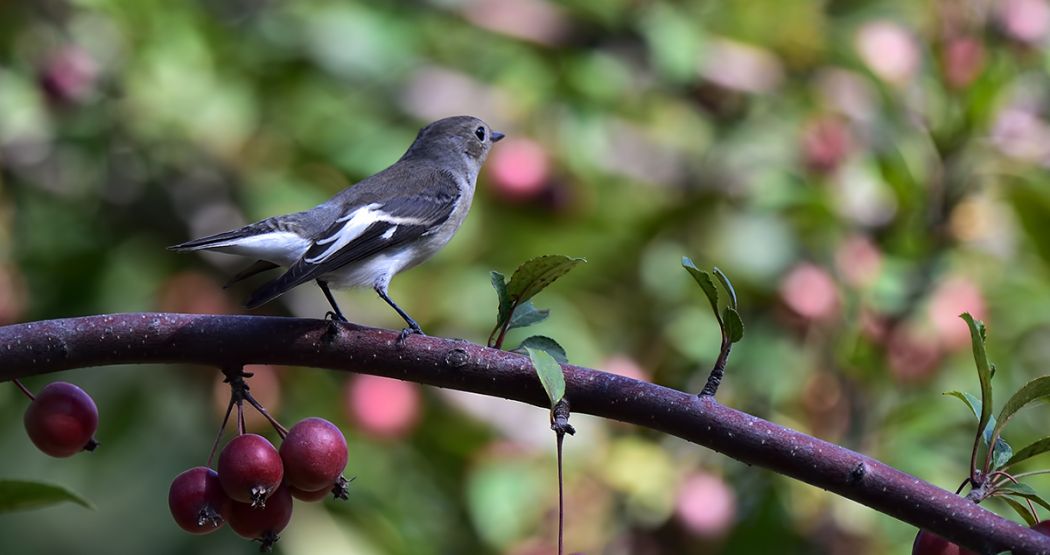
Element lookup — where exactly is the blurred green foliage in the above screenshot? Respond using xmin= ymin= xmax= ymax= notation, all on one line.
xmin=2 ymin=0 xmax=1050 ymax=553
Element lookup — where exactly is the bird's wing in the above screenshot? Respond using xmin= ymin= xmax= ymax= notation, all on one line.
xmin=244 ymin=187 xmax=459 ymax=309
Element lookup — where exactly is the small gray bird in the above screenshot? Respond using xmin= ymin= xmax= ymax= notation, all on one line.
xmin=170 ymin=115 xmax=504 ymax=340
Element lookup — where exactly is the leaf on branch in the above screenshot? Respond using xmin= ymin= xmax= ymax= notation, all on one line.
xmin=506 ymin=255 xmax=585 ymax=308
xmin=528 ymin=347 xmax=566 ymax=407
xmin=713 ymin=267 xmax=738 ymax=309
xmin=491 ymin=271 xmax=512 ymax=330
xmin=507 ymin=301 xmax=550 ymax=331
xmin=0 ymin=480 xmax=93 ymax=513
xmin=999 ymin=495 xmax=1040 ymax=526
xmin=990 ymin=376 xmax=1050 ymax=449
xmin=996 ymin=482 xmax=1050 ymax=513
xmin=516 ymin=336 xmax=568 ymax=364
xmin=1005 ymin=436 xmax=1050 ymax=468
xmin=723 ymin=307 xmax=744 ymax=343
xmin=991 ymin=438 xmax=1013 ymax=471
xmin=682 ymin=257 xmax=721 ymax=326
xmin=491 ymin=257 xmax=583 ymax=348
xmin=961 ymin=313 xmax=993 ymax=448
xmin=943 ymin=391 xmax=1012 ymax=468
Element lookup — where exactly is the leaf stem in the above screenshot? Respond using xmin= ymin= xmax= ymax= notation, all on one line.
xmin=492 ymin=300 xmax=518 ymax=350
xmin=1012 ymin=470 xmax=1050 ymax=480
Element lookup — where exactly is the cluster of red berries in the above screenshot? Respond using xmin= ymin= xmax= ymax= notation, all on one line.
xmin=913 ymin=520 xmax=1050 ymax=554
xmin=168 ymin=417 xmax=349 ymax=550
xmin=19 ymin=381 xmax=99 ymax=457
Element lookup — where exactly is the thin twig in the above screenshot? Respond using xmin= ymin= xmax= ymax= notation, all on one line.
xmin=12 ymin=379 xmax=35 ymax=400
xmin=556 ymin=430 xmax=565 ymax=555
xmin=208 ymin=395 xmax=236 ymax=467
xmin=700 ymin=338 xmax=731 ymax=397
xmin=244 ymin=391 xmax=288 ymax=439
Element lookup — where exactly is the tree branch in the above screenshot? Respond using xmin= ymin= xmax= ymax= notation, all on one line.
xmin=0 ymin=313 xmax=1047 ymax=554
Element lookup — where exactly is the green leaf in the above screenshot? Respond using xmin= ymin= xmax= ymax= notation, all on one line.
xmin=682 ymin=257 xmax=721 ymax=325
xmin=516 ymin=336 xmax=568 ymax=364
xmin=527 ymin=347 xmax=566 ymax=407
xmin=0 ymin=480 xmax=92 ymax=513
xmin=997 ymin=482 xmax=1050 ymax=513
xmin=961 ymin=313 xmax=993 ymax=449
xmin=999 ymin=495 xmax=1040 ymax=526
xmin=991 ymin=438 xmax=1014 ymax=471
xmin=943 ymin=391 xmax=1011 ymax=466
xmin=713 ymin=267 xmax=738 ymax=309
xmin=491 ymin=271 xmax=512 ymax=328
xmin=723 ymin=307 xmax=744 ymax=343
xmin=944 ymin=390 xmax=982 ymax=420
xmin=1005 ymin=437 xmax=1050 ymax=468
xmin=505 ymin=255 xmax=585 ymax=307
xmin=507 ymin=301 xmax=550 ymax=331
xmin=991 ymin=376 xmax=1050 ymax=449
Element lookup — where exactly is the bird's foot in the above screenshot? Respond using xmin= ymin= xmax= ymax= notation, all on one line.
xmin=323 ymin=311 xmax=349 ymax=341
xmin=396 ymin=325 xmax=426 ymax=347
xmin=324 ymin=310 xmax=349 ymax=323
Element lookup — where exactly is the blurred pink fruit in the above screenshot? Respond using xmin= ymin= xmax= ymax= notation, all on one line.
xmin=675 ymin=472 xmax=737 ymax=538
xmin=834 ymin=235 xmax=882 ymax=287
xmin=599 ymin=355 xmax=649 ymax=382
xmin=998 ymin=0 xmax=1050 ymax=44
xmin=928 ymin=277 xmax=986 ymax=350
xmin=486 ymin=138 xmax=551 ymax=201
xmin=802 ymin=116 xmax=852 ymax=175
xmin=942 ymin=37 xmax=985 ymax=89
xmin=38 ymin=46 xmax=98 ymax=105
xmin=158 ymin=271 xmax=236 ymax=315
xmin=855 ymin=21 xmax=920 ymax=85
xmin=888 ymin=329 xmax=941 ymax=384
xmin=780 ymin=264 xmax=840 ymax=321
xmin=345 ymin=375 xmax=421 ymax=439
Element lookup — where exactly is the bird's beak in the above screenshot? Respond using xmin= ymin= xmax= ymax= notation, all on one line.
xmin=491 ymin=131 xmax=506 ymax=142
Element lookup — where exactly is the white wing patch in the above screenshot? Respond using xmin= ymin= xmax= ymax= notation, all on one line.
xmin=305 ymin=203 xmax=424 ymax=265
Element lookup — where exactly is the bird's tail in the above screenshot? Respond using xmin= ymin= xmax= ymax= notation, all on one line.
xmin=168 ymin=228 xmax=255 ymax=252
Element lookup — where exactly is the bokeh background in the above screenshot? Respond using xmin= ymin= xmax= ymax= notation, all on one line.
xmin=2 ymin=0 xmax=1050 ymax=553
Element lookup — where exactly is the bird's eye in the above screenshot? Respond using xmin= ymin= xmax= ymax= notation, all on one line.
xmin=474 ymin=126 xmax=486 ymax=141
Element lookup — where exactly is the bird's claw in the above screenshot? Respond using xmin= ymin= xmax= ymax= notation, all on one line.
xmin=396 ymin=326 xmax=425 ymax=346
xmin=324 ymin=310 xmax=348 ymax=323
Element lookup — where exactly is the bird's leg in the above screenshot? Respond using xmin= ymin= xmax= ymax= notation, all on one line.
xmin=374 ymin=285 xmax=425 ymax=343
xmin=317 ymin=280 xmax=348 ymax=323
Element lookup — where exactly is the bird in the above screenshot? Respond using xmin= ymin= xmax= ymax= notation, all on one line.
xmin=169 ymin=115 xmax=505 ymax=341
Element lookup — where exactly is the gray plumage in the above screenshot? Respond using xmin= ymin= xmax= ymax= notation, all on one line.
xmin=170 ymin=115 xmax=504 ymax=336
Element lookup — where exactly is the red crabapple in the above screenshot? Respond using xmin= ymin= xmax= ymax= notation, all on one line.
xmin=912 ymin=530 xmax=976 ymax=555
xmin=279 ymin=417 xmax=348 ymax=492
xmin=168 ymin=467 xmax=230 ymax=534
xmin=217 ymin=434 xmax=283 ymax=506
xmin=23 ymin=381 xmax=99 ymax=457
xmin=227 ymin=484 xmax=293 ymax=546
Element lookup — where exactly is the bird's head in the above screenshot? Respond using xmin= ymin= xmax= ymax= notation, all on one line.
xmin=405 ymin=116 xmax=505 ymax=170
